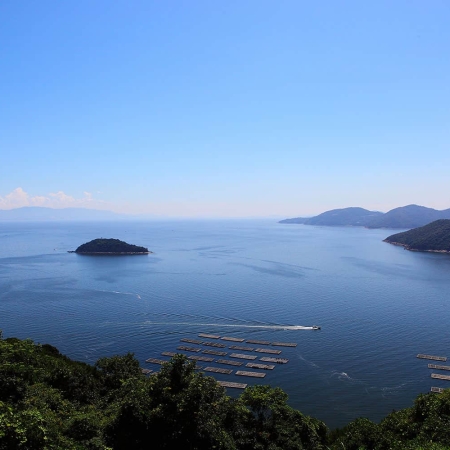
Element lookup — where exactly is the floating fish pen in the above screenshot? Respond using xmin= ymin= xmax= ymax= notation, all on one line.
xmin=431 ymin=387 xmax=445 ymax=393
xmin=255 ymin=348 xmax=282 ymax=355
xmin=177 ymin=346 xmax=201 ymax=353
xmin=236 ymin=370 xmax=266 ymax=378
xmin=221 ymin=336 xmax=245 ymax=342
xmin=246 ymin=339 xmax=271 ymax=345
xmin=141 ymin=368 xmax=153 ymax=374
xmin=230 ymin=353 xmax=258 ymax=360
xmin=417 ymin=354 xmax=447 ymax=362
xmin=260 ymin=357 xmax=289 ymax=364
xmin=246 ymin=362 xmax=275 ymax=370
xmin=218 ymin=381 xmax=247 ymax=389
xmin=204 ymin=366 xmax=233 ymax=375
xmin=431 ymin=373 xmax=450 ymax=381
xmin=203 ymin=341 xmax=227 ymax=348
xmin=229 ymin=345 xmax=255 ymax=351
xmin=216 ymin=359 xmax=243 ymax=366
xmin=145 ymin=358 xmax=166 ymax=365
xmin=428 ymin=364 xmax=450 ymax=371
xmin=188 ymin=355 xmax=214 ymax=362
xmin=199 ymin=333 xmax=221 ymax=339
xmin=271 ymin=342 xmax=297 ymax=347
xmin=202 ymin=349 xmax=228 ymax=356
xmin=181 ymin=338 xmax=203 ymax=345
xmin=161 ymin=351 xmax=176 ymax=357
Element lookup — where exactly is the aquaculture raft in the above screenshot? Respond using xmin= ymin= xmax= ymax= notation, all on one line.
xmin=229 ymin=345 xmax=254 ymax=351
xmin=428 ymin=364 xmax=450 ymax=371
xmin=246 ymin=362 xmax=275 ymax=370
xmin=218 ymin=381 xmax=247 ymax=389
xmin=161 ymin=351 xmax=176 ymax=357
xmin=255 ymin=348 xmax=282 ymax=355
xmin=188 ymin=355 xmax=214 ymax=362
xmin=260 ymin=357 xmax=289 ymax=364
xmin=146 ymin=358 xmax=165 ymax=365
xmin=431 ymin=387 xmax=445 ymax=393
xmin=271 ymin=342 xmax=297 ymax=347
xmin=177 ymin=346 xmax=201 ymax=352
xmin=236 ymin=370 xmax=266 ymax=378
xmin=221 ymin=336 xmax=245 ymax=342
xmin=417 ymin=354 xmax=447 ymax=362
xmin=204 ymin=366 xmax=233 ymax=375
xmin=230 ymin=353 xmax=257 ymax=360
xmin=203 ymin=341 xmax=226 ymax=348
xmin=181 ymin=338 xmax=203 ymax=345
xmin=141 ymin=368 xmax=153 ymax=374
xmin=216 ymin=359 xmax=243 ymax=367
xmin=246 ymin=339 xmax=271 ymax=345
xmin=431 ymin=373 xmax=450 ymax=381
xmin=199 ymin=333 xmax=220 ymax=339
xmin=202 ymin=349 xmax=227 ymax=356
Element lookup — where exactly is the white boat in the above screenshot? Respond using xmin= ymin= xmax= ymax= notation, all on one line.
xmin=312 ymin=325 xmax=321 ymax=330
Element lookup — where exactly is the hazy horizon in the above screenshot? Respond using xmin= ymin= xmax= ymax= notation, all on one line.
xmin=2 ymin=1 xmax=449 ymax=217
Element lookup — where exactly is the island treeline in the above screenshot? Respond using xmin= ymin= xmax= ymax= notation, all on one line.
xmin=1 ymin=332 xmax=449 ymax=449
xmin=74 ymin=238 xmax=149 ymax=254
xmin=384 ymin=219 xmax=450 ymax=252
xmin=280 ymin=204 xmax=450 ymax=229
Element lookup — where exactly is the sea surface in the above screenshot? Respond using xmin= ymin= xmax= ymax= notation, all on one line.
xmin=0 ymin=220 xmax=449 ymax=429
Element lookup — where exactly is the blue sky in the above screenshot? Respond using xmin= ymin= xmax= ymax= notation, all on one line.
xmin=1 ymin=1 xmax=449 ymax=217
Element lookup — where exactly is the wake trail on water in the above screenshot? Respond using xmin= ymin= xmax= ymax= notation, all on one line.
xmin=142 ymin=321 xmax=315 ymax=330
xmin=96 ymin=289 xmax=141 ymax=299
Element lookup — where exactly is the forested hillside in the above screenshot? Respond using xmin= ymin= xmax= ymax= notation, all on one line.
xmin=1 ymin=333 xmax=449 ymax=449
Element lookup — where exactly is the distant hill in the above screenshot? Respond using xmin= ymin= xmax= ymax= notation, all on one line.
xmin=280 ymin=205 xmax=450 ymax=229
xmin=0 ymin=207 xmax=128 ymax=221
xmin=279 ymin=207 xmax=383 ymax=226
xmin=73 ymin=238 xmax=150 ymax=254
xmin=384 ymin=219 xmax=450 ymax=252
xmin=366 ymin=205 xmax=450 ymax=229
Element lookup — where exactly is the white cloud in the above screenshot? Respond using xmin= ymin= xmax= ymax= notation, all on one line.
xmin=0 ymin=187 xmax=109 ymax=210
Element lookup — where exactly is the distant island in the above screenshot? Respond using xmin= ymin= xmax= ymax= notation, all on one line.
xmin=70 ymin=238 xmax=151 ymax=255
xmin=383 ymin=219 xmax=450 ymax=253
xmin=280 ymin=204 xmax=450 ymax=229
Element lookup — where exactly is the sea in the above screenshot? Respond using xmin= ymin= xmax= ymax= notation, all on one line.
xmin=0 ymin=219 xmax=449 ymax=429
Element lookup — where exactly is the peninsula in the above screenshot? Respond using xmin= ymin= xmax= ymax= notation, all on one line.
xmin=70 ymin=238 xmax=151 ymax=255
xmin=384 ymin=219 xmax=450 ymax=253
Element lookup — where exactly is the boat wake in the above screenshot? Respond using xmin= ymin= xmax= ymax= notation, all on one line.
xmin=142 ymin=321 xmax=315 ymax=330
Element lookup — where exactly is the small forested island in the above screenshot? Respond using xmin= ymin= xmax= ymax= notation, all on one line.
xmin=384 ymin=219 xmax=450 ymax=253
xmin=0 ymin=332 xmax=449 ymax=449
xmin=71 ymin=238 xmax=150 ymax=254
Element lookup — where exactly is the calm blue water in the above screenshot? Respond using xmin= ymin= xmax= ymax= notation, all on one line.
xmin=1 ymin=220 xmax=449 ymax=428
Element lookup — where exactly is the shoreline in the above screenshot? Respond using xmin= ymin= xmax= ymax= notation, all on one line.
xmin=383 ymin=240 xmax=450 ymax=254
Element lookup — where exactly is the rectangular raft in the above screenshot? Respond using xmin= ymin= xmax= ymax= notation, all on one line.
xmin=428 ymin=364 xmax=450 ymax=371
xmin=271 ymin=342 xmax=297 ymax=347
xmin=246 ymin=339 xmax=271 ymax=345
xmin=218 ymin=381 xmax=247 ymax=389
xmin=229 ymin=345 xmax=255 ymax=351
xmin=202 ymin=349 xmax=228 ymax=356
xmin=204 ymin=366 xmax=233 ymax=375
xmin=177 ymin=346 xmax=201 ymax=353
xmin=216 ymin=359 xmax=243 ymax=367
xmin=246 ymin=362 xmax=275 ymax=370
xmin=230 ymin=353 xmax=257 ymax=360
xmin=188 ymin=355 xmax=214 ymax=362
xmin=181 ymin=338 xmax=203 ymax=345
xmin=141 ymin=368 xmax=153 ymax=374
xmin=199 ymin=333 xmax=221 ymax=339
xmin=203 ymin=341 xmax=227 ymax=348
xmin=260 ymin=357 xmax=289 ymax=364
xmin=431 ymin=373 xmax=450 ymax=381
xmin=236 ymin=370 xmax=266 ymax=378
xmin=417 ymin=354 xmax=447 ymax=362
xmin=221 ymin=336 xmax=245 ymax=342
xmin=161 ymin=351 xmax=176 ymax=357
xmin=145 ymin=358 xmax=166 ymax=365
xmin=255 ymin=348 xmax=282 ymax=355
xmin=431 ymin=387 xmax=445 ymax=393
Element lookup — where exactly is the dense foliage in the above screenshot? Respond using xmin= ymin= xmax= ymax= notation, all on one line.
xmin=1 ymin=332 xmax=449 ymax=449
xmin=384 ymin=219 xmax=450 ymax=252
xmin=75 ymin=238 xmax=149 ymax=254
